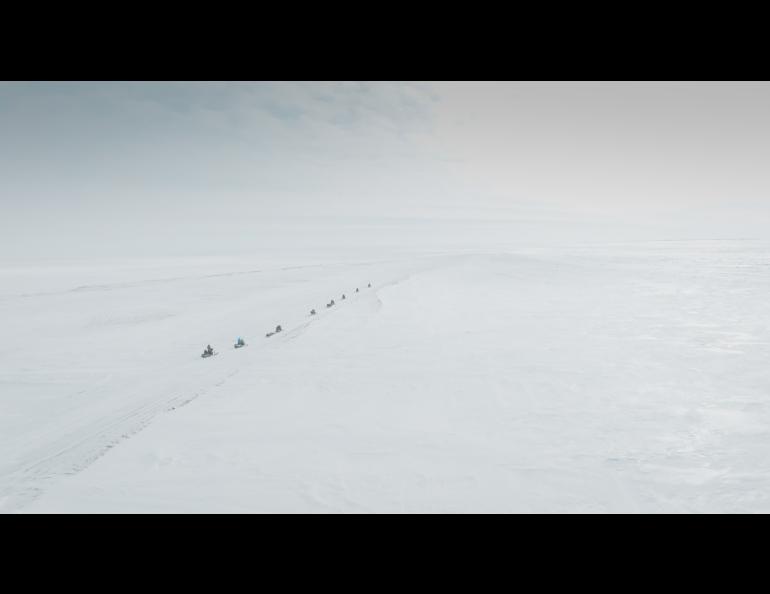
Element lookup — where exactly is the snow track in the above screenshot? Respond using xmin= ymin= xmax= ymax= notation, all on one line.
xmin=0 ymin=257 xmax=407 ymax=512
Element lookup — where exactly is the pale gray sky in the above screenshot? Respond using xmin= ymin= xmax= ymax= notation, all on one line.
xmin=2 ymin=81 xmax=770 ymax=258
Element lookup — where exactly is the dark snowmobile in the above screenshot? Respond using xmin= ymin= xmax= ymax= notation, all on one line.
xmin=341 ymin=294 xmax=346 ymax=300
xmin=355 ymin=288 xmax=359 ymax=293
xmin=310 ymin=309 xmax=317 ymax=316
xmin=275 ymin=325 xmax=282 ymax=333
xmin=201 ymin=345 xmax=216 ymax=358
xmin=367 ymin=283 xmax=372 ymax=288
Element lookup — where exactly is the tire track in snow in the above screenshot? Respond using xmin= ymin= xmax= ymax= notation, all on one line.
xmin=1 ymin=257 xmax=445 ymax=512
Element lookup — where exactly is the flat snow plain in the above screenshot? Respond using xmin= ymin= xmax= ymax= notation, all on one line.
xmin=2 ymin=241 xmax=770 ymax=512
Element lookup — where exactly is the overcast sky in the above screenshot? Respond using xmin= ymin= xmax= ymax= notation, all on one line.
xmin=2 ymin=81 xmax=770 ymax=259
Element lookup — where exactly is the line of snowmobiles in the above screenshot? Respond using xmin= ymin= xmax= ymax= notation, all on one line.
xmin=200 ymin=282 xmax=373 ymax=358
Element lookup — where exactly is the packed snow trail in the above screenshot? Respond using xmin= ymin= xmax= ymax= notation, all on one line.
xmin=0 ymin=254 xmax=439 ymax=512
xmin=13 ymin=245 xmax=770 ymax=513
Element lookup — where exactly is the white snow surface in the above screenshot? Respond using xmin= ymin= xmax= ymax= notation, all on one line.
xmin=2 ymin=242 xmax=770 ymax=513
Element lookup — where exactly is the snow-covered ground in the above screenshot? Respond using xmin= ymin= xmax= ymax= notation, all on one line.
xmin=2 ymin=241 xmax=770 ymax=513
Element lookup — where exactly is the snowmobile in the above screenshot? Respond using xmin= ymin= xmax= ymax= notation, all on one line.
xmin=367 ymin=283 xmax=372 ymax=288
xmin=275 ymin=325 xmax=282 ymax=333
xmin=310 ymin=309 xmax=317 ymax=316
xmin=355 ymin=288 xmax=359 ymax=293
xmin=201 ymin=345 xmax=216 ymax=358
xmin=326 ymin=299 xmax=335 ymax=308
xmin=341 ymin=294 xmax=346 ymax=300
xmin=234 ymin=337 xmax=246 ymax=349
